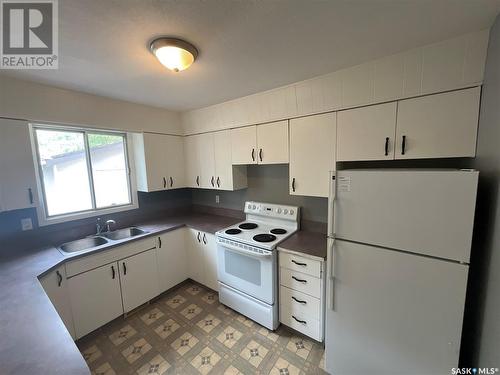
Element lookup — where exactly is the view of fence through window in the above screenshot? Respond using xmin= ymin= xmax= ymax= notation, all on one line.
xmin=35 ymin=128 xmax=131 ymax=217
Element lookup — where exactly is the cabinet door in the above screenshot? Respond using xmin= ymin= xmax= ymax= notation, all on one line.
xmin=256 ymin=120 xmax=289 ymax=164
xmin=156 ymin=229 xmax=188 ymax=292
xmin=289 ymin=113 xmax=336 ymax=197
xmin=184 ymin=135 xmax=201 ymax=188
xmin=202 ymin=232 xmax=219 ymax=291
xmin=67 ymin=262 xmax=123 ymax=339
xmin=140 ymin=133 xmax=167 ymax=191
xmin=186 ymin=229 xmax=206 ymax=284
xmin=0 ymin=119 xmax=38 ymax=211
xmin=40 ymin=266 xmax=76 ymax=339
xmin=337 ymin=102 xmax=397 ymax=161
xmin=214 ymin=130 xmax=233 ymax=190
xmin=163 ymin=135 xmax=185 ymax=189
xmin=395 ymin=87 xmax=480 ymax=159
xmin=198 ymin=133 xmax=216 ymax=189
xmin=119 ymin=249 xmax=160 ymax=313
xmin=231 ymin=126 xmax=257 ymax=164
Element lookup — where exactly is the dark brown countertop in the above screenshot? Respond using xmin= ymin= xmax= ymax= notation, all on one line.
xmin=0 ymin=212 xmax=240 ymax=375
xmin=278 ymin=231 xmax=328 ymax=259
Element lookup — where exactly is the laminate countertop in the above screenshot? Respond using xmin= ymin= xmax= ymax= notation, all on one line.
xmin=0 ymin=213 xmax=240 ymax=375
xmin=278 ymin=230 xmax=328 ymax=260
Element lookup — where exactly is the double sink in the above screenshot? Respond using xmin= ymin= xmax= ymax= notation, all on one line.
xmin=59 ymin=227 xmax=148 ymax=253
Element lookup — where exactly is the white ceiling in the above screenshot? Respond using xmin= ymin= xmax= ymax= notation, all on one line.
xmin=3 ymin=0 xmax=500 ymax=111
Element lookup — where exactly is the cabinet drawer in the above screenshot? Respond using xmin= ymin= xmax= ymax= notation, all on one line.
xmin=280 ymin=285 xmax=321 ymax=321
xmin=280 ymin=268 xmax=321 ymax=298
xmin=280 ymin=303 xmax=321 ymax=341
xmin=66 ymin=237 xmax=157 ymax=277
xmin=280 ymin=252 xmax=322 ymax=278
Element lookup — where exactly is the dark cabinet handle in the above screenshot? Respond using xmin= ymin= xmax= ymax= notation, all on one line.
xmin=211 ymin=176 xmax=215 ymax=187
xmin=196 ymin=176 xmax=200 ymax=186
xmin=292 ymin=276 xmax=307 ymax=283
xmin=197 ymin=232 xmax=201 ymax=243
xmin=111 ymin=265 xmax=115 ymax=279
xmin=291 ymin=260 xmax=307 ymax=267
xmin=292 ymin=315 xmax=307 ymax=324
xmin=251 ymin=148 xmax=255 ymax=161
xmin=123 ymin=262 xmax=127 ymax=275
xmin=56 ymin=270 xmax=62 ymax=287
xmin=158 ymin=236 xmax=162 ymax=248
xmin=401 ymin=135 xmax=406 ymax=155
xmin=259 ymin=148 xmax=263 ymax=162
xmin=163 ymin=177 xmax=167 ymax=188
xmin=216 ymin=177 xmax=220 ymax=188
xmin=384 ymin=137 xmax=389 ymax=156
xmin=170 ymin=177 xmax=173 ymax=187
xmin=292 ymin=296 xmax=307 ymax=305
xmin=203 ymin=233 xmax=207 ymax=244
xmin=28 ymin=188 xmax=34 ymax=205
xmin=292 ymin=178 xmax=296 ymax=192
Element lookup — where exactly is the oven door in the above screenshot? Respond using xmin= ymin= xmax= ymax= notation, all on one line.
xmin=217 ymin=240 xmax=276 ymax=305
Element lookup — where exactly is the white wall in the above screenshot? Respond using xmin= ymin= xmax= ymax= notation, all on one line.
xmin=0 ymin=75 xmax=182 ymax=134
xmin=181 ymin=29 xmax=489 ymax=135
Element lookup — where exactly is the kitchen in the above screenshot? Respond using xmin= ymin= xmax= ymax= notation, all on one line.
xmin=1 ymin=1 xmax=500 ymax=375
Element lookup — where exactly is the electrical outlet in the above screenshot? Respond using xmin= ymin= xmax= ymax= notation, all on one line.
xmin=215 ymin=195 xmax=220 ymax=204
xmin=21 ymin=218 xmax=33 ymax=231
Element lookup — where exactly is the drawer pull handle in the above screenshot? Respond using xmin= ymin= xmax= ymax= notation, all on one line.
xmin=292 ymin=315 xmax=307 ymax=325
xmin=111 ymin=265 xmax=116 ymax=279
xmin=291 ymin=260 xmax=307 ymax=267
xmin=56 ymin=270 xmax=63 ymax=287
xmin=123 ymin=262 xmax=127 ymax=275
xmin=292 ymin=276 xmax=307 ymax=283
xmin=292 ymin=296 xmax=307 ymax=305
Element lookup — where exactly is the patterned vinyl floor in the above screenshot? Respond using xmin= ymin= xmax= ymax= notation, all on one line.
xmin=77 ymin=281 xmax=327 ymax=375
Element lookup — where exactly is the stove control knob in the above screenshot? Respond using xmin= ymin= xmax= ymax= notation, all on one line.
xmin=290 ymin=209 xmax=294 ymax=215
xmin=283 ymin=209 xmax=289 ymax=215
xmin=277 ymin=208 xmax=282 ymax=214
xmin=252 ymin=204 xmax=256 ymax=210
xmin=247 ymin=204 xmax=251 ymax=209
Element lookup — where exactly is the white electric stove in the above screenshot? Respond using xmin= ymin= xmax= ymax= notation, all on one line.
xmin=216 ymin=201 xmax=300 ymax=330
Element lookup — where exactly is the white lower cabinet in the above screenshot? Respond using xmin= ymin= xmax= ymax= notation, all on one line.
xmin=156 ymin=229 xmax=188 ymax=292
xmin=67 ymin=262 xmax=123 ymax=339
xmin=39 ymin=266 xmax=76 ymax=339
xmin=278 ymin=250 xmax=325 ymax=341
xmin=186 ymin=228 xmax=218 ymax=291
xmin=119 ymin=249 xmax=160 ymax=313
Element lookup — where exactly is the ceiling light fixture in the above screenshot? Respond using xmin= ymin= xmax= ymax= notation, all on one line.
xmin=150 ymin=37 xmax=198 ymax=72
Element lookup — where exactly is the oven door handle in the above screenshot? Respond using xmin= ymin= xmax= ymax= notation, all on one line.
xmin=219 ymin=241 xmax=273 ymax=258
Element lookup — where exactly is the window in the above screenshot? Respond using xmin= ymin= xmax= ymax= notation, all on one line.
xmin=33 ymin=126 xmax=135 ymax=220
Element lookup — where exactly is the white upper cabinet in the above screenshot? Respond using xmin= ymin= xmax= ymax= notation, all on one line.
xmin=256 ymin=121 xmax=289 ymax=164
xmin=0 ymin=119 xmax=38 ymax=212
xmin=231 ymin=121 xmax=289 ymax=165
xmin=289 ymin=113 xmax=336 ymax=198
xmin=214 ymin=130 xmax=247 ymax=191
xmin=337 ymin=102 xmax=397 ymax=161
xmin=181 ymin=30 xmax=488 ymax=135
xmin=231 ymin=125 xmax=258 ymax=164
xmin=197 ymin=133 xmax=216 ymax=189
xmin=133 ymin=133 xmax=185 ymax=192
xmin=184 ymin=135 xmax=202 ymax=188
xmin=395 ymin=87 xmax=480 ymax=159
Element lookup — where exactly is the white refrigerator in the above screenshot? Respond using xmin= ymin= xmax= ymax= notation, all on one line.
xmin=325 ymin=169 xmax=478 ymax=375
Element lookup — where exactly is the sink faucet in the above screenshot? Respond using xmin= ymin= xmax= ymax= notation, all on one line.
xmin=96 ymin=218 xmax=116 ymax=234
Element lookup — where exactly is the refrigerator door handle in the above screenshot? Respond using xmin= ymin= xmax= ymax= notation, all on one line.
xmin=328 ymin=171 xmax=337 ymax=238
xmin=327 ymin=238 xmax=335 ymax=311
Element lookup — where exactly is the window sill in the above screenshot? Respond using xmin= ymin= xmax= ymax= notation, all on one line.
xmin=37 ymin=202 xmax=139 ymax=227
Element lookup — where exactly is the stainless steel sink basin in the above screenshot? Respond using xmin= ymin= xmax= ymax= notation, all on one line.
xmin=102 ymin=227 xmax=147 ymax=241
xmin=59 ymin=236 xmax=108 ymax=253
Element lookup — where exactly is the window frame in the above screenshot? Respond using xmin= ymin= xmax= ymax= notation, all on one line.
xmin=30 ymin=123 xmax=138 ymax=226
